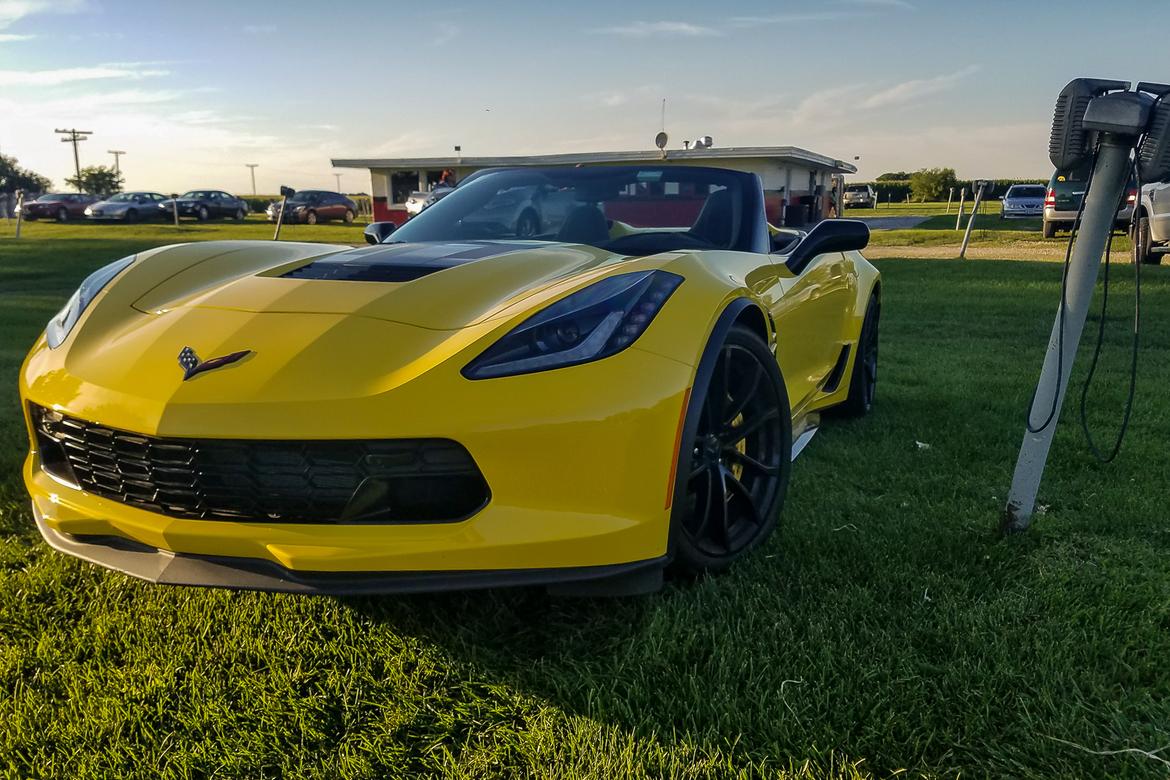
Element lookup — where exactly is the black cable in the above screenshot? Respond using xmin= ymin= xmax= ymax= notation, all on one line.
xmin=1078 ymin=154 xmax=1142 ymax=463
xmin=1026 ymin=142 xmax=1101 ymax=433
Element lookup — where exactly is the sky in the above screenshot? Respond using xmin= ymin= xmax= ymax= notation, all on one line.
xmin=2 ymin=0 xmax=1170 ymax=194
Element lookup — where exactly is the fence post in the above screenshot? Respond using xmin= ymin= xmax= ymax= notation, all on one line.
xmin=959 ymin=181 xmax=987 ymax=259
xmin=954 ymin=188 xmax=967 ymax=230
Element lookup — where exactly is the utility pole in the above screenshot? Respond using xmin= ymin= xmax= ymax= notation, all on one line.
xmin=107 ymin=150 xmax=126 ymax=174
xmin=333 ymin=173 xmax=342 ymax=192
xmin=55 ymin=128 xmax=92 ymax=191
xmin=245 ymin=163 xmax=259 ymax=196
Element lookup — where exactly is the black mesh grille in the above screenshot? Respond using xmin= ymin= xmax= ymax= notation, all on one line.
xmin=30 ymin=404 xmax=489 ymax=524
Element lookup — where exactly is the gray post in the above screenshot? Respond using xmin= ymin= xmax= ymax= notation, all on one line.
xmin=246 ymin=164 xmax=258 ymax=196
xmin=959 ymin=181 xmax=987 ymax=258
xmin=1003 ymin=138 xmax=1132 ymax=531
xmin=954 ymin=188 xmax=967 ymax=230
xmin=14 ymin=190 xmax=24 ymax=239
xmin=946 ymin=187 xmax=954 ymax=214
xmin=171 ymin=193 xmax=179 ymax=227
xmin=273 ymin=196 xmax=287 ymax=240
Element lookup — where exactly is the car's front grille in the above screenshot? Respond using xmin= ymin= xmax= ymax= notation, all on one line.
xmin=29 ymin=404 xmax=490 ymax=524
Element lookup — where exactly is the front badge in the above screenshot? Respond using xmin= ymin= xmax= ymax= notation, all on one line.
xmin=178 ymin=346 xmax=252 ymax=381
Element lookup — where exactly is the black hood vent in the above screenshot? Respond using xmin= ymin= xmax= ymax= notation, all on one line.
xmin=281 ymin=241 xmax=535 ymax=283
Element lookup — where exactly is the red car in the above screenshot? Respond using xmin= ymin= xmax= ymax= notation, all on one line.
xmin=19 ymin=193 xmax=100 ymax=221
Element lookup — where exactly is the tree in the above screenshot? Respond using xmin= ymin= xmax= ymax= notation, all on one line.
xmin=875 ymin=171 xmax=913 ymax=181
xmin=909 ymin=167 xmax=958 ymax=202
xmin=65 ymin=165 xmax=124 ymax=196
xmin=0 ymin=154 xmax=51 ymax=194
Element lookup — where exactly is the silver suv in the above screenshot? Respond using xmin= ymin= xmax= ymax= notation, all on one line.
xmin=842 ymin=184 xmax=876 ymax=209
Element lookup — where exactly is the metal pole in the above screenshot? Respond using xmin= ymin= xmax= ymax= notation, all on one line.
xmin=171 ymin=193 xmax=179 ymax=227
xmin=946 ymin=187 xmax=954 ymax=214
xmin=246 ymin=164 xmax=258 ymax=196
xmin=1002 ymin=138 xmax=1132 ymax=531
xmin=14 ymin=191 xmax=24 ymax=239
xmin=959 ymin=182 xmax=987 ymax=259
xmin=108 ymin=150 xmax=125 ymax=174
xmin=273 ymin=195 xmax=287 ymax=240
xmin=954 ymin=188 xmax=967 ymax=230
xmin=333 ymin=173 xmax=342 ymax=192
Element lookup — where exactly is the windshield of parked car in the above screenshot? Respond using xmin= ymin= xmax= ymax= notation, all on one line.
xmin=179 ymin=191 xmax=208 ymax=199
xmin=388 ymin=166 xmax=752 ymax=256
xmin=36 ymin=193 xmax=68 ymax=201
xmin=1008 ymin=186 xmax=1045 ymax=198
xmin=288 ymin=192 xmax=316 ymax=202
xmin=106 ymin=193 xmax=134 ymax=202
xmin=846 ymin=185 xmax=870 ymax=193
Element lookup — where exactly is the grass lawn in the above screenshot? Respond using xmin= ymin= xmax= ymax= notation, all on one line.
xmin=841 ymin=201 xmax=998 ymax=218
xmin=2 ymin=226 xmax=1170 ymax=778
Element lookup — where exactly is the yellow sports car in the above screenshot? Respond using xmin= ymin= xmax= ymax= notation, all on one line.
xmin=20 ymin=165 xmax=880 ymax=595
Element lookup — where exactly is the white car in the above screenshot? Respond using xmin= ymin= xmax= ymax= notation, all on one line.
xmin=1135 ymin=182 xmax=1170 ymax=265
xmin=404 ymin=191 xmax=428 ymax=217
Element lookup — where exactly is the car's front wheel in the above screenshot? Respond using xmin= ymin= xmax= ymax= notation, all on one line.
xmin=196 ymin=205 xmax=209 ymax=221
xmin=305 ymin=210 xmax=318 ymax=225
xmin=234 ymin=208 xmax=246 ymax=221
xmin=1136 ymin=216 xmax=1162 ymax=265
xmin=56 ymin=207 xmax=68 ymax=222
xmin=344 ymin=209 xmax=355 ymax=224
xmin=124 ymin=209 xmax=138 ymax=224
xmin=671 ymin=323 xmax=792 ymax=575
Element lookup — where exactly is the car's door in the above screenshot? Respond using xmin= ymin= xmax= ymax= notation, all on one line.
xmin=769 ymin=250 xmax=857 ymax=412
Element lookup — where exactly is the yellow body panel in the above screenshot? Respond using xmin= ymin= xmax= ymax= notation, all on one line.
xmin=20 ymin=236 xmax=878 ymax=582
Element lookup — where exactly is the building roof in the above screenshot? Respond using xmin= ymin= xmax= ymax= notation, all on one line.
xmin=332 ymin=145 xmax=857 ymax=175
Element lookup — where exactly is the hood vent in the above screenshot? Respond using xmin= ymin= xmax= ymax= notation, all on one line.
xmin=279 ymin=241 xmax=538 ymax=283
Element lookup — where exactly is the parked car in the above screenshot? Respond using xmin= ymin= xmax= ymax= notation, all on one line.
xmin=18 ymin=193 xmax=99 ymax=221
xmin=999 ymin=184 xmax=1046 ymax=220
xmin=405 ymin=191 xmax=429 ymax=217
xmin=424 ymin=185 xmax=455 ymax=210
xmin=1042 ymin=168 xmax=1135 ymax=238
xmin=459 ymin=183 xmax=577 ymax=237
xmin=85 ymin=191 xmax=169 ymax=222
xmin=842 ymin=184 xmax=876 ymax=209
xmin=158 ymin=190 xmax=249 ymax=221
xmin=1134 ymin=182 xmax=1170 ymax=265
xmin=265 ymin=190 xmax=357 ymax=224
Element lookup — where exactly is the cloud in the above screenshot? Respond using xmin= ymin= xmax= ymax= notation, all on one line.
xmin=0 ymin=0 xmax=86 ymax=30
xmin=591 ymin=20 xmax=721 ymax=37
xmin=242 ymin=23 xmax=276 ymax=34
xmin=432 ymin=21 xmax=459 ymax=45
xmin=729 ymin=12 xmax=850 ymax=25
xmin=0 ymin=31 xmax=32 ymax=40
xmin=860 ymin=65 xmax=979 ymax=110
xmin=838 ymin=0 xmax=914 ymax=8
xmin=0 ymin=64 xmax=169 ymax=86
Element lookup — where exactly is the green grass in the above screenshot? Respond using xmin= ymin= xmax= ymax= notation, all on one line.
xmin=841 ymin=201 xmax=994 ymax=218
xmin=2 ymin=227 xmax=1170 ymax=778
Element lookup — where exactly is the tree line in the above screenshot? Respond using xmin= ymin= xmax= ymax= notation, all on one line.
xmin=1 ymin=154 xmax=123 ymax=196
xmin=863 ymin=168 xmax=1047 ymax=203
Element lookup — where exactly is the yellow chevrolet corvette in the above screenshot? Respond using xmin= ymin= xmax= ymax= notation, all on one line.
xmin=20 ymin=165 xmax=879 ymax=595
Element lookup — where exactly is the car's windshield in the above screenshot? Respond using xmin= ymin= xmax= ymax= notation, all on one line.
xmin=107 ymin=193 xmax=133 ymax=202
xmin=846 ymin=185 xmax=869 ymax=193
xmin=179 ymin=191 xmax=208 ymax=199
xmin=1008 ymin=186 xmax=1045 ymax=198
xmin=288 ymin=192 xmax=315 ymax=203
xmin=36 ymin=193 xmax=68 ymax=201
xmin=389 ymin=166 xmax=751 ymax=256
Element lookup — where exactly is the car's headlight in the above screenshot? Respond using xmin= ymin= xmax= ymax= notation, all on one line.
xmin=45 ymin=256 xmax=135 ymax=349
xmin=463 ymin=270 xmax=682 ymax=380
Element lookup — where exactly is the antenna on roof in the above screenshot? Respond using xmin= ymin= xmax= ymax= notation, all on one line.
xmin=660 ymin=98 xmax=666 ymax=132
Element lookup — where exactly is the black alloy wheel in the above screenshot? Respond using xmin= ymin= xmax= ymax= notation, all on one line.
xmin=673 ymin=324 xmax=791 ymax=573
xmin=837 ymin=294 xmax=880 ymax=417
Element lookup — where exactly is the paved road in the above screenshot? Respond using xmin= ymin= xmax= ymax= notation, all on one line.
xmin=856 ymin=216 xmax=931 ymax=230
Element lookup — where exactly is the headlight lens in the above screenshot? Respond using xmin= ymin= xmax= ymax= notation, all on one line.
xmin=45 ymin=256 xmax=134 ymax=349
xmin=463 ymin=270 xmax=682 ymax=379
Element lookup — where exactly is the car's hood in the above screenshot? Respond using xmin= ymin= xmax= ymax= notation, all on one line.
xmin=92 ymin=200 xmax=130 ymax=209
xmin=127 ymin=240 xmax=627 ymax=331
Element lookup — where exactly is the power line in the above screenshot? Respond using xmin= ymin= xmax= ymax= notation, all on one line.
xmin=55 ymin=128 xmax=92 ymax=191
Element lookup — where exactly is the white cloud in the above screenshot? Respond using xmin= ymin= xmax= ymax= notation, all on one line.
xmin=0 ymin=0 xmax=86 ymax=30
xmin=860 ymin=65 xmax=980 ymax=110
xmin=0 ymin=64 xmax=169 ymax=86
xmin=433 ymin=21 xmax=459 ymax=45
xmin=0 ymin=31 xmax=32 ymax=40
xmin=838 ymin=0 xmax=914 ymax=9
xmin=591 ymin=20 xmax=721 ymax=37
xmin=730 ymin=12 xmax=850 ymax=25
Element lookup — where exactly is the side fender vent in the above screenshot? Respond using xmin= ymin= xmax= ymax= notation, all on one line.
xmin=820 ymin=345 xmax=851 ymax=394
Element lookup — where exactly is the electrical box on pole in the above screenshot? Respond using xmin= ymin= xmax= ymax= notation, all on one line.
xmin=1003 ymin=78 xmax=1170 ymax=532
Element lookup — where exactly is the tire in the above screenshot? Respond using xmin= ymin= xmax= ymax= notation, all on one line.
xmin=1042 ymin=220 xmax=1056 ymax=239
xmin=836 ymin=294 xmax=880 ymax=417
xmin=1137 ymin=216 xmax=1162 ymax=265
xmin=669 ymin=324 xmax=792 ymax=575
xmin=196 ymin=205 xmax=209 ymax=222
xmin=234 ymin=208 xmax=246 ymax=221
xmin=344 ymin=209 xmax=355 ymax=224
xmin=305 ymin=210 xmax=318 ymax=225
xmin=56 ymin=207 xmax=68 ymax=222
xmin=124 ymin=209 xmax=138 ymax=224
xmin=515 ymin=209 xmax=539 ymax=237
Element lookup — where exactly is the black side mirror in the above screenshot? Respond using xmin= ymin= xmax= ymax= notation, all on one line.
xmin=781 ymin=219 xmax=869 ymax=273
xmin=280 ymin=185 xmax=296 ymax=198
xmin=364 ymin=221 xmax=397 ymax=245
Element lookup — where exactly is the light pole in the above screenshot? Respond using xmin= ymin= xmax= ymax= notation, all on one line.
xmin=333 ymin=173 xmax=342 ymax=192
xmin=107 ymin=150 xmax=126 ymax=174
xmin=245 ymin=164 xmax=259 ymax=196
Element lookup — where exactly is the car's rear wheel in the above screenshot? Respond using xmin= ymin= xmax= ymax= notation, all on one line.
xmin=1042 ymin=220 xmax=1057 ymax=239
xmin=671 ymin=324 xmax=791 ymax=575
xmin=836 ymin=293 xmax=880 ymax=417
xmin=56 ymin=207 xmax=68 ymax=222
xmin=344 ymin=209 xmax=355 ymax=224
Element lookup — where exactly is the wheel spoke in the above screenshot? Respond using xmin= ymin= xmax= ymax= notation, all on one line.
xmin=714 ymin=466 xmax=731 ymax=548
xmin=692 ymin=465 xmax=715 ymax=539
xmin=722 ymin=407 xmax=779 ymax=446
xmin=724 ymin=361 xmax=761 ymax=425
xmin=724 ymin=469 xmax=765 ymax=529
xmin=725 ymin=448 xmax=779 ymax=476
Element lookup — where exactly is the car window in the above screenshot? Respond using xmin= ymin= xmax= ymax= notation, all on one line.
xmin=1009 ymin=186 xmax=1046 ymax=198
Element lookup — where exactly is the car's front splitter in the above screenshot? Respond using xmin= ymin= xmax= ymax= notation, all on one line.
xmin=32 ymin=506 xmax=666 ymax=595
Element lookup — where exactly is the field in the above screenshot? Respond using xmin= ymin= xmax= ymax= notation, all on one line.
xmin=2 ymin=221 xmax=1170 ymax=778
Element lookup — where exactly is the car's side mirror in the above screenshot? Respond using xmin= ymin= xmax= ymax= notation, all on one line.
xmin=780 ymin=219 xmax=869 ymax=273
xmin=364 ymin=222 xmax=397 ymax=245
